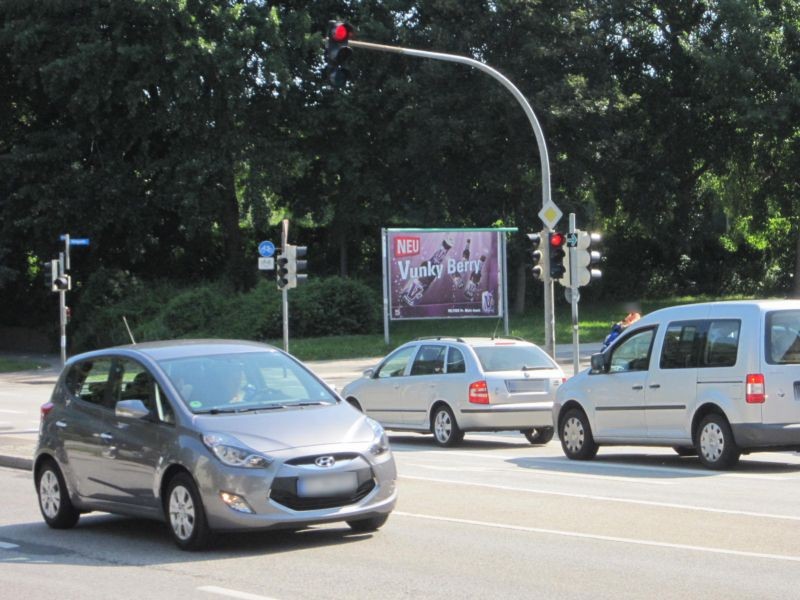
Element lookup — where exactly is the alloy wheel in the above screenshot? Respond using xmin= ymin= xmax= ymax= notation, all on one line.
xmin=434 ymin=410 xmax=452 ymax=444
xmin=169 ymin=485 xmax=196 ymax=541
xmin=39 ymin=469 xmax=61 ymax=519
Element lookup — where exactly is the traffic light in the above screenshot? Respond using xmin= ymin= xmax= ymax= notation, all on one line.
xmin=549 ymin=231 xmax=566 ymax=280
xmin=325 ymin=21 xmax=353 ymax=88
xmin=294 ymin=245 xmax=308 ymax=287
xmin=43 ymin=259 xmax=57 ymax=292
xmin=54 ymin=273 xmax=71 ymax=291
xmin=527 ymin=232 xmax=546 ymax=281
xmin=276 ymin=251 xmax=291 ymax=290
xmin=575 ymin=231 xmax=602 ymax=286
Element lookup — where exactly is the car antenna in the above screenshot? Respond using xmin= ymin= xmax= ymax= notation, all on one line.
xmin=491 ymin=317 xmax=502 ymax=339
xmin=122 ymin=316 xmax=137 ymax=345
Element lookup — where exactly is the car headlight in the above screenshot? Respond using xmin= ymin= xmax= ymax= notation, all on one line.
xmin=366 ymin=417 xmax=390 ymax=456
xmin=202 ymin=433 xmax=272 ymax=468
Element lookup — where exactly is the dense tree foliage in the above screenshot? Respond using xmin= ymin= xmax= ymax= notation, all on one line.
xmin=1 ymin=1 xmax=799 ymax=337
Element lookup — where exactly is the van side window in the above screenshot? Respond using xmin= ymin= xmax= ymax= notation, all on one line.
xmin=766 ymin=310 xmax=800 ymax=364
xmin=660 ymin=321 xmax=701 ymax=369
xmin=702 ymin=320 xmax=740 ymax=368
xmin=609 ymin=328 xmax=655 ymax=373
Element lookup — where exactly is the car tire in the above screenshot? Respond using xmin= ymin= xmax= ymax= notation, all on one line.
xmin=696 ymin=413 xmax=740 ymax=470
xmin=524 ymin=427 xmax=555 ymax=445
xmin=36 ymin=459 xmax=80 ymax=529
xmin=165 ymin=472 xmax=211 ymax=551
xmin=431 ymin=405 xmax=464 ymax=447
xmin=673 ymin=446 xmax=697 ymax=457
xmin=559 ymin=408 xmax=598 ymax=460
xmin=347 ymin=513 xmax=389 ymax=533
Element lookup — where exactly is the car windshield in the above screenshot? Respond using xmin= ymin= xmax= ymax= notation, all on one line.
xmin=766 ymin=310 xmax=800 ymax=365
xmin=473 ymin=345 xmax=555 ymax=372
xmin=158 ymin=351 xmax=337 ymax=414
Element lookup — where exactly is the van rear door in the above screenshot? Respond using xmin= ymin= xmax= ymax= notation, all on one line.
xmin=763 ymin=310 xmax=800 ymax=424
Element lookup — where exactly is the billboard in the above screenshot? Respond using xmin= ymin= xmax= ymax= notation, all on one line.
xmin=386 ymin=229 xmax=503 ymax=320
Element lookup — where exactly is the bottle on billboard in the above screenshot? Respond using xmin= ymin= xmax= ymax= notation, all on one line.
xmin=463 ymin=253 xmax=487 ymax=301
xmin=451 ymin=238 xmax=472 ymax=289
xmin=400 ymin=235 xmax=455 ymax=306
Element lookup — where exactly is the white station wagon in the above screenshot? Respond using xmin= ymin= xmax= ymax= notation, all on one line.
xmin=554 ymin=300 xmax=800 ymax=469
xmin=342 ymin=337 xmax=564 ymax=446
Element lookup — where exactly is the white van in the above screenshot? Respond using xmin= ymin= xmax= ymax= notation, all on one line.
xmin=554 ymin=300 xmax=800 ymax=469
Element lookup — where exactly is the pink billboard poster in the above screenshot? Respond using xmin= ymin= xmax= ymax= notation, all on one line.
xmin=387 ymin=230 xmax=501 ymax=320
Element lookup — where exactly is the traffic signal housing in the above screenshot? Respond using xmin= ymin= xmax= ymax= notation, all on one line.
xmin=548 ymin=231 xmax=566 ymax=281
xmin=294 ymin=245 xmax=308 ymax=287
xmin=527 ymin=232 xmax=546 ymax=281
xmin=276 ymin=251 xmax=291 ymax=290
xmin=276 ymin=245 xmax=309 ymax=290
xmin=575 ymin=231 xmax=602 ymax=286
xmin=44 ymin=260 xmax=57 ymax=292
xmin=325 ymin=21 xmax=353 ymax=88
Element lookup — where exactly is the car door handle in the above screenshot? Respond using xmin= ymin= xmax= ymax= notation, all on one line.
xmin=632 ymin=385 xmax=644 ymax=390
xmin=55 ymin=421 xmax=67 ymax=428
xmin=99 ymin=432 xmax=114 ymax=441
xmin=649 ymin=384 xmax=661 ymax=389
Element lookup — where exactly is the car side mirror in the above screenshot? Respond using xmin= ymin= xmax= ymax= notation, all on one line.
xmin=115 ymin=399 xmax=150 ymax=420
xmin=590 ymin=353 xmax=606 ymax=374
xmin=363 ymin=368 xmax=374 ymax=378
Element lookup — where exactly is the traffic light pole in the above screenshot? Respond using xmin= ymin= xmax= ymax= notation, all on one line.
xmin=348 ymin=39 xmax=557 ymax=356
xmin=568 ymin=213 xmax=580 ymax=374
xmin=58 ymin=253 xmax=67 ymax=366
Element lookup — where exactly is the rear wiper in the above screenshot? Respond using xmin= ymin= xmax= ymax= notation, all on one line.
xmin=521 ymin=365 xmax=550 ymax=371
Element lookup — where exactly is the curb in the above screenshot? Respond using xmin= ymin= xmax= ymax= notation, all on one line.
xmin=0 ymin=455 xmax=32 ymax=471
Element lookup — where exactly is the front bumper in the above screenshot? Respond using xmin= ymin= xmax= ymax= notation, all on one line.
xmin=197 ymin=443 xmax=397 ymax=531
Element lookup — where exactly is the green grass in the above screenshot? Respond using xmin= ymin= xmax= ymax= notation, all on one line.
xmin=0 ymin=357 xmax=50 ymax=372
xmin=272 ymin=295 xmax=752 ymax=360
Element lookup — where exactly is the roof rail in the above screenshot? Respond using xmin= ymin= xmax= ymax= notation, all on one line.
xmin=414 ymin=336 xmax=466 ymax=343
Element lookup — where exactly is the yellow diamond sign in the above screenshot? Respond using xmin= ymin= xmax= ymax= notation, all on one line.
xmin=538 ymin=201 xmax=563 ymax=229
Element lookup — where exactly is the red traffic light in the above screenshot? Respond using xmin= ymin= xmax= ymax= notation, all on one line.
xmin=330 ymin=22 xmax=352 ymax=42
xmin=549 ymin=232 xmax=565 ymax=247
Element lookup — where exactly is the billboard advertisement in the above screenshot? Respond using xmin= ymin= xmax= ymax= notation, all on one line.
xmin=386 ymin=229 xmax=503 ymax=320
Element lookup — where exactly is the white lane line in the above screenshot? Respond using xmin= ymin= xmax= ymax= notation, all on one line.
xmin=0 ymin=409 xmax=23 ymax=414
xmin=197 ymin=586 xmax=281 ymax=600
xmin=402 ymin=460 xmax=676 ymax=485
xmin=400 ymin=475 xmax=800 ymax=521
xmin=395 ymin=511 xmax=800 ymax=563
xmin=0 ymin=541 xmax=20 ymax=549
xmin=395 ymin=447 xmax=800 ymax=481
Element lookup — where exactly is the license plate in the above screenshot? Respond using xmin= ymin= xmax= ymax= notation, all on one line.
xmin=297 ymin=472 xmax=358 ymax=498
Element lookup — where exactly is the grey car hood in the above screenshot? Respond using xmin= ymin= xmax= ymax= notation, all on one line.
xmin=193 ymin=402 xmax=374 ymax=453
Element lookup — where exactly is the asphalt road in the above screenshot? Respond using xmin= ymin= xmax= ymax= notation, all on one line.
xmin=2 ymin=437 xmax=800 ymax=599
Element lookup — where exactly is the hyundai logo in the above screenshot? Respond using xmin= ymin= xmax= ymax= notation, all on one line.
xmin=315 ymin=456 xmax=336 ymax=468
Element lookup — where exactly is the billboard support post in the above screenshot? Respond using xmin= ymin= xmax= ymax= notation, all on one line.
xmin=500 ymin=233 xmax=510 ymax=336
xmin=381 ymin=228 xmax=390 ymax=345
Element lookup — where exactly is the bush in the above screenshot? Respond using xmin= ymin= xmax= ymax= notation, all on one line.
xmin=290 ymin=277 xmax=381 ymax=337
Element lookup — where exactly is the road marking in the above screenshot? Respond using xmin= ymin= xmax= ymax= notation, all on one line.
xmin=0 ymin=410 xmax=23 ymax=414
xmin=395 ymin=511 xmax=800 ymax=563
xmin=197 ymin=586 xmax=281 ymax=600
xmin=400 ymin=475 xmax=800 ymax=521
xmin=396 ymin=448 xmax=800 ymax=480
xmin=0 ymin=541 xmax=20 ymax=549
xmin=401 ymin=458 xmax=676 ymax=485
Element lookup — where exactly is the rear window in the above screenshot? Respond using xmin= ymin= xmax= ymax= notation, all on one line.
xmin=473 ymin=345 xmax=555 ymax=372
xmin=766 ymin=310 xmax=800 ymax=365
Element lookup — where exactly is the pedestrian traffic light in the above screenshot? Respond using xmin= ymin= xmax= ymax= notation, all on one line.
xmin=527 ymin=232 xmax=546 ymax=281
xmin=549 ymin=231 xmax=566 ymax=280
xmin=325 ymin=21 xmax=353 ymax=88
xmin=276 ymin=251 xmax=291 ymax=290
xmin=294 ymin=245 xmax=308 ymax=287
xmin=575 ymin=231 xmax=602 ymax=286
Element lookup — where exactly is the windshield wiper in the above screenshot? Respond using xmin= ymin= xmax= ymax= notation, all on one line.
xmin=198 ymin=405 xmax=286 ymax=415
xmin=290 ymin=401 xmax=326 ymax=407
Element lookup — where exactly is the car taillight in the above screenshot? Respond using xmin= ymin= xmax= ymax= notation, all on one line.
xmin=469 ymin=380 xmax=489 ymax=404
xmin=40 ymin=402 xmax=54 ymax=418
xmin=745 ymin=373 xmax=766 ymax=404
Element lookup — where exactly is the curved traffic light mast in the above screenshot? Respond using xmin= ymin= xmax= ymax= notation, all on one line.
xmin=326 ymin=22 xmax=559 ymax=356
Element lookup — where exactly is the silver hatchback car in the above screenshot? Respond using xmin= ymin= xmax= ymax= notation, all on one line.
xmin=341 ymin=337 xmax=565 ymax=446
xmin=34 ymin=340 xmax=397 ymax=550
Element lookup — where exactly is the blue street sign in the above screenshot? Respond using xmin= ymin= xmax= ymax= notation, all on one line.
xmin=258 ymin=240 xmax=276 ymax=258
xmin=59 ymin=235 xmax=90 ymax=246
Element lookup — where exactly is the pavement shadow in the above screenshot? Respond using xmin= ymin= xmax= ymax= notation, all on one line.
xmin=389 ymin=433 xmax=530 ymax=452
xmin=507 ymin=451 xmax=800 ymax=479
xmin=0 ymin=515 xmax=376 ymax=566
